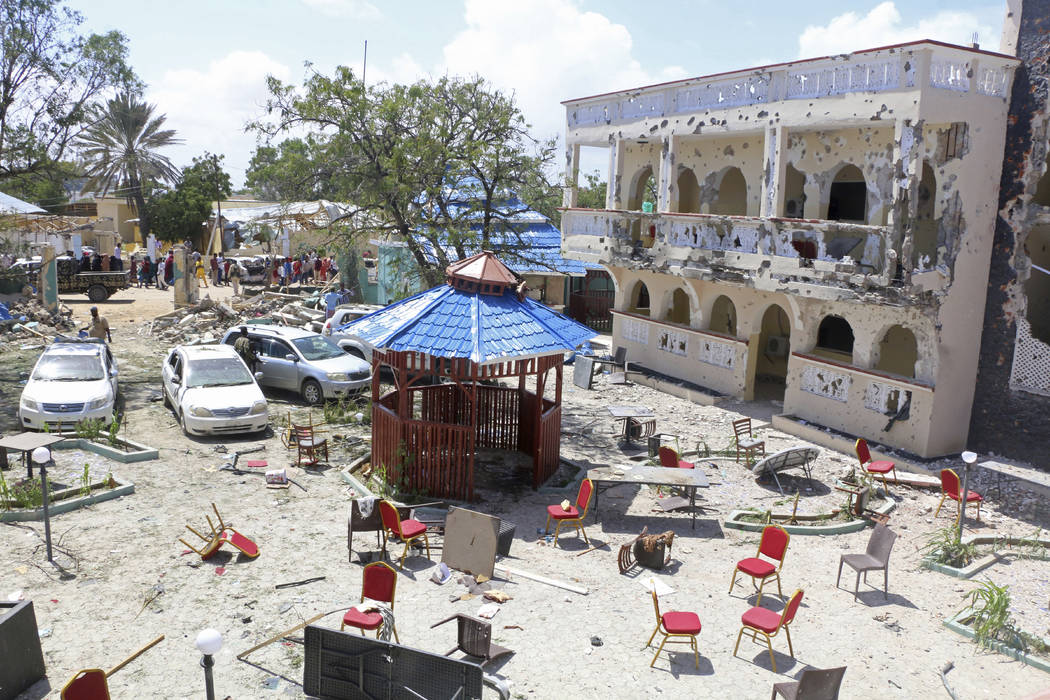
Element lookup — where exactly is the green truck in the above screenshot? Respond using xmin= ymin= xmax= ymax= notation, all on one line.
xmin=26 ymin=257 xmax=131 ymax=302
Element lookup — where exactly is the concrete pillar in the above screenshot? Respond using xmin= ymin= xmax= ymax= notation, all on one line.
xmin=657 ymin=136 xmax=674 ymax=213
xmin=607 ymin=139 xmax=625 ymax=210
xmin=147 ymin=234 xmax=158 ymax=261
xmin=891 ymin=118 xmax=924 ymax=278
xmin=563 ymin=142 xmax=580 ymax=208
xmin=761 ymin=126 xmax=788 ymax=217
xmin=172 ymin=245 xmax=197 ymax=308
xmin=71 ymin=234 xmax=82 ymax=259
xmin=38 ymin=245 xmax=59 ymax=315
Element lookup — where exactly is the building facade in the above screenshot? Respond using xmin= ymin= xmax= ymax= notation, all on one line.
xmin=560 ymin=40 xmax=1018 ymax=459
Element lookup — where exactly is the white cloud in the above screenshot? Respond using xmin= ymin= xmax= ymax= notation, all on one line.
xmin=300 ymin=0 xmax=381 ymax=20
xmin=440 ymin=0 xmax=687 ymax=143
xmin=798 ymin=2 xmax=996 ymax=58
xmin=148 ymin=51 xmax=292 ymax=187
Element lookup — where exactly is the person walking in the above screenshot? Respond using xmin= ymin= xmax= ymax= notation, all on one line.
xmin=83 ymin=306 xmax=111 ymax=342
xmin=228 ymin=259 xmax=241 ymax=296
xmin=195 ymin=256 xmax=209 ymax=287
xmin=223 ymin=258 xmax=231 ymax=286
xmin=233 ymin=326 xmax=258 ymax=372
xmin=137 ymin=256 xmax=150 ymax=288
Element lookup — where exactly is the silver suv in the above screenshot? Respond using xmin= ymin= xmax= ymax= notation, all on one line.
xmin=221 ymin=325 xmax=371 ymax=404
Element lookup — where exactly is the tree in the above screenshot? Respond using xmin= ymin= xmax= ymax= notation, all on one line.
xmin=250 ymin=68 xmax=558 ymax=286
xmin=245 ymin=137 xmax=324 ymax=201
xmin=0 ymin=0 xmax=138 ymax=184
xmin=1 ymin=160 xmax=82 ymax=213
xmin=147 ymin=153 xmax=231 ymax=244
xmin=77 ymin=92 xmax=181 ymax=237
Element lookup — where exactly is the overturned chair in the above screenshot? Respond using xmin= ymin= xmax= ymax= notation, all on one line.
xmin=430 ymin=613 xmax=514 ymax=667
xmin=179 ymin=503 xmax=260 ymax=560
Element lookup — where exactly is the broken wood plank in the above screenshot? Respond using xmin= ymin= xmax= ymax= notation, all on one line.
xmin=494 ymin=565 xmax=588 ymax=595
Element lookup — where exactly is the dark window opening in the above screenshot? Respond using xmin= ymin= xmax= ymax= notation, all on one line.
xmin=828 ymin=181 xmax=866 ymax=221
xmin=817 ymin=315 xmax=854 ymax=355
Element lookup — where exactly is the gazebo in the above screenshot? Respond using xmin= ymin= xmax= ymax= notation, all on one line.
xmin=341 ymin=251 xmax=596 ymax=501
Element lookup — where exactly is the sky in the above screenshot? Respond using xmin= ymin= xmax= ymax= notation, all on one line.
xmin=74 ymin=0 xmax=1007 ymax=189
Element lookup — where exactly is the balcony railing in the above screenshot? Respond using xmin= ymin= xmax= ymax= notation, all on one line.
xmin=565 ymin=41 xmax=1015 ymax=129
xmin=561 ymin=208 xmax=894 ymax=287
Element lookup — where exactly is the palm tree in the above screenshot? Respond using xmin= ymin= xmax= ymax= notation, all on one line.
xmin=78 ymin=92 xmax=182 ymax=237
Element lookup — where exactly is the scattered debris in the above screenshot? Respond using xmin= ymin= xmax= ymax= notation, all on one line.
xmin=274 ymin=576 xmax=325 ymax=590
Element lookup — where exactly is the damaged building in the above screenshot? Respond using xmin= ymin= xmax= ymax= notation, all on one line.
xmin=559 ymin=38 xmax=1021 ymax=459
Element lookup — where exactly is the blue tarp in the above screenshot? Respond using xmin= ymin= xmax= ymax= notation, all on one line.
xmin=0 ymin=302 xmax=10 ymax=320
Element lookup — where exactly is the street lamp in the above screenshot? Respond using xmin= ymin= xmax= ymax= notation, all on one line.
xmin=31 ymin=447 xmax=53 ymax=563
xmin=195 ymin=628 xmax=223 ymax=700
xmin=957 ymin=451 xmax=978 ymax=543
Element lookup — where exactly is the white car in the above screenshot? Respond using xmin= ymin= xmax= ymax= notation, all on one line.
xmin=322 ymin=304 xmax=383 ymax=362
xmin=19 ymin=338 xmax=118 ymax=430
xmin=161 ymin=344 xmax=269 ymax=436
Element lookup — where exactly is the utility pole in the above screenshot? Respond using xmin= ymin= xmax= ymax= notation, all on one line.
xmin=362 ymin=40 xmax=368 ymax=85
xmin=212 ymin=154 xmax=223 ymax=255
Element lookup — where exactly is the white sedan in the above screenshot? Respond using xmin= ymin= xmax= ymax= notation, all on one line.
xmin=161 ymin=344 xmax=269 ymax=436
xmin=19 ymin=338 xmax=118 ymax=431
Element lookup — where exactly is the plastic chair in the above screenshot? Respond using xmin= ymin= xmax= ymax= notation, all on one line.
xmin=646 ymin=590 xmax=702 ymax=669
xmin=430 ymin=613 xmax=513 ymax=666
xmin=836 ymin=524 xmax=897 ymax=600
xmin=545 ymin=478 xmax=593 ymax=546
xmin=292 ymin=422 xmax=328 ymax=466
xmin=733 ymin=418 xmax=765 ymax=465
xmin=734 ymin=589 xmax=805 ymax=673
xmin=854 ymin=438 xmax=897 ymax=494
xmin=729 ymin=524 xmax=790 ymax=605
xmin=658 ymin=445 xmax=695 ymax=470
xmin=341 ymin=561 xmax=399 ymax=642
xmin=771 ymin=665 xmax=847 ymax=699
xmin=61 ymin=669 xmax=110 ymax=700
xmin=378 ymin=499 xmax=431 ymax=568
xmin=935 ymin=468 xmax=983 ymax=522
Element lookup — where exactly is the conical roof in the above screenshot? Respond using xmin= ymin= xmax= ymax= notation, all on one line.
xmin=337 ymin=254 xmax=596 ymax=364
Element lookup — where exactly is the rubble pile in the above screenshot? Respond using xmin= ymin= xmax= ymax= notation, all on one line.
xmin=0 ymin=296 xmax=77 ymax=343
xmin=143 ymin=292 xmax=327 ymax=345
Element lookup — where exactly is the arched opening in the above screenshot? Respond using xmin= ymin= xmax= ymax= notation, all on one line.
xmin=827 ymin=164 xmax=867 ymax=223
xmin=712 ymin=167 xmax=747 ymax=216
xmin=783 ymin=163 xmax=806 ymax=218
xmin=1025 ymin=223 xmax=1050 ymax=343
xmin=665 ymin=288 xmax=691 ymax=325
xmin=628 ymin=166 xmax=656 ymax=212
xmin=628 ymin=280 xmax=651 ymax=316
xmin=875 ymin=325 xmax=918 ymax=378
xmin=709 ymin=295 xmax=737 ymax=336
xmin=755 ymin=304 xmax=791 ymax=401
xmin=677 ymin=168 xmax=701 ymax=213
xmin=913 ymin=162 xmax=940 ymax=269
xmin=815 ymin=315 xmax=854 ymax=362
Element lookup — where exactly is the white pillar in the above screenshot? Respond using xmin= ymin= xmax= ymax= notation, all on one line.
xmin=657 ymin=136 xmax=674 ymax=213
xmin=563 ymin=142 xmax=580 ymax=208
xmin=607 ymin=139 xmax=625 ymax=210
xmin=760 ymin=126 xmax=788 ymax=217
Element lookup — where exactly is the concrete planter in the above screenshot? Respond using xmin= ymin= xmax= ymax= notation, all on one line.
xmin=0 ymin=600 xmax=46 ymax=700
xmin=0 ymin=475 xmax=134 ymax=522
xmin=923 ymin=535 xmax=1050 ymax=578
xmin=55 ymin=435 xmax=159 ymax=463
xmin=944 ymin=609 xmax=1050 ymax=673
xmin=338 ymin=455 xmax=374 ymax=498
xmin=724 ymin=499 xmax=896 ymax=536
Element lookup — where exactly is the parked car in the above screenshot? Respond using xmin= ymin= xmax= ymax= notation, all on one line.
xmin=322 ymin=304 xmax=383 ymax=362
xmin=220 ymin=325 xmax=371 ymax=404
xmin=18 ymin=337 xmax=118 ymax=430
xmin=161 ymin=344 xmax=269 ymax=436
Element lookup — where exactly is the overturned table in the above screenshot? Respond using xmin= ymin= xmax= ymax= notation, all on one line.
xmin=587 ymin=464 xmax=710 ymax=529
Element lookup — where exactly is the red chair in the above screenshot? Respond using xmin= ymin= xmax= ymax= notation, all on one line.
xmin=855 ymin=438 xmax=897 ymax=494
xmin=935 ymin=468 xmax=983 ymax=522
xmin=646 ymin=590 xmax=702 ymax=669
xmin=61 ymin=669 xmax=110 ymax=700
xmin=545 ymin=478 xmax=593 ymax=546
xmin=341 ymin=561 xmax=399 ymax=642
xmin=658 ymin=445 xmax=695 ymax=469
xmin=379 ymin=499 xmax=431 ymax=568
xmin=734 ymin=589 xmax=804 ymax=673
xmin=729 ymin=524 xmax=789 ymax=605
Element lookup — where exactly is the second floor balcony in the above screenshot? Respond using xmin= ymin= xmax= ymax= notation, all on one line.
xmin=559 ymin=208 xmax=937 ymax=301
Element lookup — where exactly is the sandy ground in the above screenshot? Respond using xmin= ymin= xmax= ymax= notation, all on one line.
xmin=2 ymin=286 xmax=1050 ymax=699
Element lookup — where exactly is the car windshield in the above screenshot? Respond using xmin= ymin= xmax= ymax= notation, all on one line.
xmin=292 ymin=335 xmax=345 ymax=361
xmin=185 ymin=358 xmax=254 ymax=388
xmin=33 ymin=354 xmax=105 ymax=381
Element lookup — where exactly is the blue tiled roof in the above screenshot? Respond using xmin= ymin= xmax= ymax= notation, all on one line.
xmin=337 ymin=284 xmax=596 ymax=364
xmin=415 ymin=221 xmax=595 ymax=276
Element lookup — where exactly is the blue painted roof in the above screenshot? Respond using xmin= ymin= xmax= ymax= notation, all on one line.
xmin=415 ymin=221 xmax=599 ymax=276
xmin=336 ymin=283 xmax=596 ymax=364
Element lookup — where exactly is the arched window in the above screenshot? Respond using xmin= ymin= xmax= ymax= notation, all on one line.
xmin=628 ymin=280 xmax=651 ymax=316
xmin=709 ymin=295 xmax=737 ymax=336
xmin=784 ymin=163 xmax=806 ymax=218
xmin=628 ymin=166 xmax=656 ymax=211
xmin=875 ymin=325 xmax=918 ymax=377
xmin=677 ymin=168 xmax=701 ymax=213
xmin=816 ymin=315 xmax=854 ymax=358
xmin=665 ymin=288 xmax=691 ymax=325
xmin=712 ymin=167 xmax=747 ymax=216
xmin=828 ymin=164 xmax=866 ymax=222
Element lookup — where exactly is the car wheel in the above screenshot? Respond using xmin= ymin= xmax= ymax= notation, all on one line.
xmin=87 ymin=284 xmax=109 ymax=303
xmin=301 ymin=379 xmax=323 ymax=405
xmin=162 ymin=387 xmax=171 ymax=409
xmin=179 ymin=409 xmax=191 ymax=436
